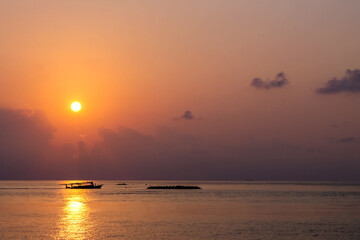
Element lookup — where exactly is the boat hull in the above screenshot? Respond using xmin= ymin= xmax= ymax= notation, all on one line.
xmin=66 ymin=184 xmax=103 ymax=189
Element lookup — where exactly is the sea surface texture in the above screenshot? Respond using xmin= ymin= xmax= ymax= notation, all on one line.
xmin=0 ymin=181 xmax=359 ymax=240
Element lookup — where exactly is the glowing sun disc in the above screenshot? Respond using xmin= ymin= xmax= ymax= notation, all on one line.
xmin=71 ymin=102 xmax=81 ymax=112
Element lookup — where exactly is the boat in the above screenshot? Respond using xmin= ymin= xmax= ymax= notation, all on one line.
xmin=62 ymin=182 xmax=103 ymax=189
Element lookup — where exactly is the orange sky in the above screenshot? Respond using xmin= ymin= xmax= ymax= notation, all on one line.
xmin=1 ymin=0 xmax=360 ymax=180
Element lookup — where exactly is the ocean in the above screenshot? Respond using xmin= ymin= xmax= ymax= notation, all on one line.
xmin=0 ymin=181 xmax=359 ymax=240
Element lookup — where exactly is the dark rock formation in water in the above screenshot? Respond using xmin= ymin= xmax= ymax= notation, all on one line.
xmin=147 ymin=185 xmax=201 ymax=189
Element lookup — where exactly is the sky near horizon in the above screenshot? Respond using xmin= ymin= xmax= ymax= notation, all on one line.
xmin=1 ymin=0 xmax=360 ymax=180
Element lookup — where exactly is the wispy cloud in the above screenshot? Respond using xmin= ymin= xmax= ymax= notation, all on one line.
xmin=251 ymin=72 xmax=288 ymax=90
xmin=316 ymin=69 xmax=360 ymax=94
xmin=339 ymin=137 xmax=355 ymax=143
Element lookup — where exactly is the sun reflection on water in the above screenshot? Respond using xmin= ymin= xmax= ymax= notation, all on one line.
xmin=57 ymin=190 xmax=93 ymax=240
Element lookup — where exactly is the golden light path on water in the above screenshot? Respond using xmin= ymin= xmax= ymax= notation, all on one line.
xmin=57 ymin=189 xmax=93 ymax=240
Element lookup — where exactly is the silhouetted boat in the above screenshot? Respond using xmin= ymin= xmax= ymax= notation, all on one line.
xmin=62 ymin=182 xmax=103 ymax=189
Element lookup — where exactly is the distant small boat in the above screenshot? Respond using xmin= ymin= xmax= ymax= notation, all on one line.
xmin=62 ymin=182 xmax=103 ymax=189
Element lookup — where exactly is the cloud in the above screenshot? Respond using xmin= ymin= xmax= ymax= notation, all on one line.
xmin=76 ymin=126 xmax=213 ymax=180
xmin=1 ymin=108 xmax=360 ymax=180
xmin=174 ymin=110 xmax=194 ymax=120
xmin=316 ymin=69 xmax=360 ymax=94
xmin=74 ymin=127 xmax=360 ymax=181
xmin=339 ymin=137 xmax=355 ymax=143
xmin=251 ymin=72 xmax=288 ymax=89
xmin=0 ymin=108 xmax=56 ymax=179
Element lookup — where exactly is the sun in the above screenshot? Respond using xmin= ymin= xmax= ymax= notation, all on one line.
xmin=71 ymin=102 xmax=81 ymax=112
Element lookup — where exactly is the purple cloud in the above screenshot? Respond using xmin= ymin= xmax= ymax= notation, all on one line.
xmin=251 ymin=72 xmax=288 ymax=89
xmin=174 ymin=110 xmax=194 ymax=120
xmin=339 ymin=137 xmax=355 ymax=143
xmin=316 ymin=69 xmax=360 ymax=94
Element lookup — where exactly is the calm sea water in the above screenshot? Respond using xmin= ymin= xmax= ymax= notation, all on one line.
xmin=0 ymin=181 xmax=359 ymax=240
